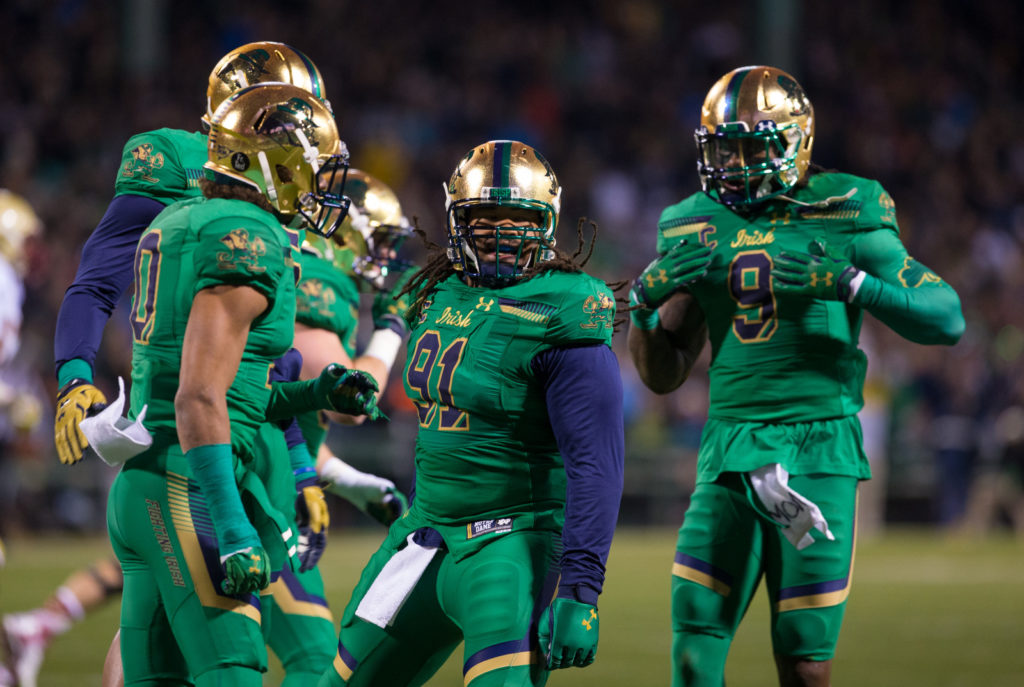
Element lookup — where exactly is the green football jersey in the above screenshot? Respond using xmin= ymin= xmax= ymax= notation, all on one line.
xmin=114 ymin=128 xmax=208 ymax=205
xmin=294 ymin=251 xmax=361 ymax=453
xmin=128 ymin=196 xmax=300 ymax=459
xmin=403 ymin=269 xmax=616 ymax=526
xmin=295 ymin=251 xmax=360 ymax=358
xmin=656 ymin=172 xmax=900 ymax=424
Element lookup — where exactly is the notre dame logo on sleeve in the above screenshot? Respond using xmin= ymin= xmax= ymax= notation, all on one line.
xmin=898 ymin=257 xmax=942 ymax=288
xmin=297 ymin=278 xmax=336 ymax=317
xmin=217 ymin=228 xmax=268 ymax=273
xmin=121 ymin=143 xmax=165 ymax=183
xmin=581 ymin=291 xmax=615 ymax=330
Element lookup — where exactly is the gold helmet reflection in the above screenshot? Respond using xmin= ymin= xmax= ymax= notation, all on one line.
xmin=0 ymin=190 xmax=41 ymax=275
xmin=695 ymin=65 xmax=814 ymax=206
xmin=332 ymin=170 xmax=412 ymax=290
xmin=444 ymin=140 xmax=561 ymax=285
xmin=301 ymin=170 xmax=414 ymax=290
xmin=204 ymin=41 xmax=330 ymax=127
xmin=205 ymin=82 xmax=350 ymax=237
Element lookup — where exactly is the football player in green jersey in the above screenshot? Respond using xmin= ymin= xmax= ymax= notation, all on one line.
xmin=318 ymin=140 xmax=625 ymax=687
xmin=627 ymin=66 xmax=965 ymax=687
xmin=12 ymin=42 xmax=341 ymax=687
xmin=256 ymin=171 xmax=415 ymax=686
xmin=105 ymin=83 xmax=376 ymax=687
xmin=295 ymin=169 xmax=414 ymax=519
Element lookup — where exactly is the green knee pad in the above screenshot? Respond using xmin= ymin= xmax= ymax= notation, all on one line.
xmin=193 ymin=664 xmax=263 ymax=687
xmin=670 ymin=575 xmax=731 ymax=687
xmin=771 ymin=605 xmax=846 ymax=660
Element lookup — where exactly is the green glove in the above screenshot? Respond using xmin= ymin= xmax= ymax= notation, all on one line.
xmin=221 ymin=546 xmax=271 ymax=595
xmin=631 ymin=239 xmax=711 ymax=310
xmin=266 ymin=364 xmax=386 ymax=421
xmin=538 ymin=597 xmax=600 ymax=670
xmin=372 ymin=269 xmax=416 ymax=337
xmin=771 ymin=238 xmax=864 ymax=302
xmin=316 ymin=364 xmax=385 ymax=420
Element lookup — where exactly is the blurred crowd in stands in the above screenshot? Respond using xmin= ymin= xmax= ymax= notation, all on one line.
xmin=0 ymin=0 xmax=1021 ymax=535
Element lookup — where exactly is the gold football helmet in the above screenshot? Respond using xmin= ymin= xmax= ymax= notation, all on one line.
xmin=695 ymin=65 xmax=814 ymax=206
xmin=205 ymin=82 xmax=350 ymax=237
xmin=204 ymin=41 xmax=330 ymax=126
xmin=332 ymin=170 xmax=413 ymax=290
xmin=302 ymin=171 xmax=413 ymax=290
xmin=444 ymin=140 xmax=561 ymax=285
xmin=0 ymin=190 xmax=42 ymax=275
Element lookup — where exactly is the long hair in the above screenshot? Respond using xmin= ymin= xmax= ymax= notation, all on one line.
xmin=200 ymin=177 xmax=275 ymax=214
xmin=400 ymin=217 xmax=627 ymax=329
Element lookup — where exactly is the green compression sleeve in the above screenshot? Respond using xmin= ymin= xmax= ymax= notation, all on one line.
xmin=265 ymin=379 xmax=321 ymax=421
xmin=185 ymin=443 xmax=257 ymax=554
xmin=850 ymin=230 xmax=965 ymax=345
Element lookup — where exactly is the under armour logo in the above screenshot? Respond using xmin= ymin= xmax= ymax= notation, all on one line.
xmin=645 ymin=269 xmax=669 ymax=287
xmin=581 ymin=608 xmax=598 ymax=631
xmin=476 ymin=297 xmax=494 ymax=311
xmin=248 ymin=554 xmax=262 ymax=574
xmin=809 ymin=272 xmax=833 ymax=288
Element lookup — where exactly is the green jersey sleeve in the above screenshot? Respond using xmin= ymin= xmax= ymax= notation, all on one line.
xmin=295 ymin=253 xmax=360 ymax=357
xmin=194 ymin=217 xmax=288 ymax=305
xmin=850 ymin=229 xmax=965 ymax=345
xmin=542 ymin=273 xmax=616 ymax=349
xmin=114 ymin=128 xmax=208 ymax=204
xmin=851 ymin=178 xmax=900 ymax=234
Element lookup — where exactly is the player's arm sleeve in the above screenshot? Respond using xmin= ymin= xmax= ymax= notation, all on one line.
xmin=533 ymin=344 xmax=624 ymax=605
xmin=193 ymin=217 xmax=286 ymax=303
xmin=54 ymin=194 xmax=166 ymax=379
xmin=850 ymin=229 xmax=965 ymax=345
xmin=267 ymin=348 xmax=311 ymax=452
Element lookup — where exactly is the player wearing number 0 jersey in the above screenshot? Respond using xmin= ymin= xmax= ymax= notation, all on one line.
xmin=628 ymin=66 xmax=965 ymax=687
xmin=320 ymin=140 xmax=625 ymax=687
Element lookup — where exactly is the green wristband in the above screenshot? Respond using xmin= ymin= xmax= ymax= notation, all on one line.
xmin=630 ymin=306 xmax=660 ymax=331
xmin=57 ymin=358 xmax=93 ymax=387
xmin=185 ymin=443 xmax=255 ymax=553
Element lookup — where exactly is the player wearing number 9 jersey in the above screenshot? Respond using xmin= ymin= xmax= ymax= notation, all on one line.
xmin=628 ymin=66 xmax=964 ymax=687
xmin=319 ymin=141 xmax=625 ymax=687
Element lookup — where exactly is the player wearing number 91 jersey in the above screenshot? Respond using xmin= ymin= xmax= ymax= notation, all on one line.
xmin=319 ymin=141 xmax=625 ymax=687
xmin=628 ymin=66 xmax=965 ymax=687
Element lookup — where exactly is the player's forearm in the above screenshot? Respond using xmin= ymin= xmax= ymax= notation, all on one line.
xmin=539 ymin=345 xmax=625 ymax=601
xmin=175 ymin=390 xmax=231 ymax=451
xmin=54 ymin=194 xmax=165 ymax=375
xmin=854 ymin=273 xmax=965 ymax=345
xmin=627 ymin=325 xmax=692 ymax=393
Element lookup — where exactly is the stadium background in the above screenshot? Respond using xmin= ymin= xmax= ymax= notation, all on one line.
xmin=0 ymin=0 xmax=1022 ymax=684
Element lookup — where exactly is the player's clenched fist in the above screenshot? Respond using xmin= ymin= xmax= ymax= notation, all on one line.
xmin=631 ymin=239 xmax=712 ymax=309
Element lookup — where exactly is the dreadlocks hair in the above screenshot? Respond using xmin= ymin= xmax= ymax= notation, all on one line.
xmin=397 ymin=217 xmax=629 ymax=332
xmin=200 ymin=177 xmax=275 ymax=215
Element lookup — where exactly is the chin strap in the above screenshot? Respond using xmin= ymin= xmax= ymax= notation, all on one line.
xmin=257 ymin=151 xmax=278 ymax=205
xmin=777 ymin=187 xmax=858 ymax=208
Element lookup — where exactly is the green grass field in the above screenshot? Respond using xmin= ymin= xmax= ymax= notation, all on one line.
xmin=2 ymin=528 xmax=1022 ymax=686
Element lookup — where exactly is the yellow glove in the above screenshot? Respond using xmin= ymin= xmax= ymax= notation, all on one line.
xmin=294 ymin=468 xmax=330 ymax=571
xmin=299 ymin=484 xmax=330 ymax=534
xmin=54 ymin=379 xmax=107 ymax=465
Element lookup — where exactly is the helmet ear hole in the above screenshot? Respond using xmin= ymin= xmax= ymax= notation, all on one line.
xmin=276 ymin=165 xmax=293 ymax=183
